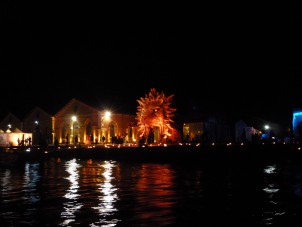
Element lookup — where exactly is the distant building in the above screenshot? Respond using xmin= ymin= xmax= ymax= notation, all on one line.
xmin=182 ymin=122 xmax=203 ymax=143
xmin=0 ymin=113 xmax=22 ymax=132
xmin=203 ymin=116 xmax=233 ymax=144
xmin=23 ymin=107 xmax=52 ymax=145
xmin=182 ymin=114 xmax=233 ymax=145
xmin=235 ymin=119 xmax=261 ymax=143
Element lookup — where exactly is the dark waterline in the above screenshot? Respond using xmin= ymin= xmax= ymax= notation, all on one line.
xmin=1 ymin=147 xmax=302 ymax=226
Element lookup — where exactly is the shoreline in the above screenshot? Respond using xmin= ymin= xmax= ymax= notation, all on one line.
xmin=2 ymin=143 xmax=302 ymax=164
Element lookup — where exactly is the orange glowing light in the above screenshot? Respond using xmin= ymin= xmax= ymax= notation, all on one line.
xmin=136 ymin=88 xmax=178 ymax=143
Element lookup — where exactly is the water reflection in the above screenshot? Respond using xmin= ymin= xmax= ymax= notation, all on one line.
xmin=23 ymin=163 xmax=41 ymax=203
xmin=2 ymin=157 xmax=302 ymax=226
xmin=61 ymin=158 xmax=83 ymax=226
xmin=91 ymin=160 xmax=120 ymax=226
xmin=262 ymin=164 xmax=285 ymax=226
xmin=1 ymin=169 xmax=12 ymax=201
xmin=135 ymin=163 xmax=176 ymax=225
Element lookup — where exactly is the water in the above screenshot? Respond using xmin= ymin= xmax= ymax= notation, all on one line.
xmin=1 ymin=152 xmax=302 ymax=226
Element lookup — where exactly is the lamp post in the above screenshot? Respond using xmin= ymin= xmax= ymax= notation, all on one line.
xmin=71 ymin=115 xmax=77 ymax=145
xmin=101 ymin=111 xmax=111 ymax=144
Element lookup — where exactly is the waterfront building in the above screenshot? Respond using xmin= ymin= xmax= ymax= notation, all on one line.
xmin=52 ymin=98 xmax=136 ymax=145
xmin=0 ymin=112 xmax=22 ymax=132
xmin=0 ymin=98 xmax=136 ymax=147
xmin=23 ymin=107 xmax=52 ymax=145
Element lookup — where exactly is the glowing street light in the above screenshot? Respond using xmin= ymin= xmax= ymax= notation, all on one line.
xmin=263 ymin=124 xmax=271 ymax=143
xmin=104 ymin=111 xmax=111 ymax=120
xmin=71 ymin=115 xmax=77 ymax=145
xmin=72 ymin=116 xmax=77 ymax=122
xmin=101 ymin=111 xmax=111 ymax=143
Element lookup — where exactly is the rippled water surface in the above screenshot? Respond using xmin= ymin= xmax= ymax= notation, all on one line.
xmin=1 ymin=154 xmax=302 ymax=226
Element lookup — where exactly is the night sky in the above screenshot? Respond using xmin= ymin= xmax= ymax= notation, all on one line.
xmin=1 ymin=2 xmax=302 ymax=130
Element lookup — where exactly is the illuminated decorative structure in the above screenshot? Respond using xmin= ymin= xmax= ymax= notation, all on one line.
xmin=136 ymin=88 xmax=178 ymax=144
xmin=292 ymin=109 xmax=302 ymax=141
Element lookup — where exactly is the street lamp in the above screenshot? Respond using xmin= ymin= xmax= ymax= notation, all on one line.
xmin=71 ymin=115 xmax=77 ymax=145
xmin=104 ymin=111 xmax=111 ymax=120
xmin=264 ymin=124 xmax=270 ymax=143
xmin=101 ymin=111 xmax=111 ymax=144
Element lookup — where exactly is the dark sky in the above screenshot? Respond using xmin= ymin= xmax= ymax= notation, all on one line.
xmin=1 ymin=2 xmax=302 ymax=129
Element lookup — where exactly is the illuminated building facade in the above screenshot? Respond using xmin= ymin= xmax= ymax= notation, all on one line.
xmin=52 ymin=98 xmax=136 ymax=145
xmin=0 ymin=98 xmax=136 ymax=147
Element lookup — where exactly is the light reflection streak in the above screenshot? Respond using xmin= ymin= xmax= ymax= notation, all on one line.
xmin=262 ymin=164 xmax=285 ymax=226
xmin=23 ymin=163 xmax=41 ymax=203
xmin=60 ymin=159 xmax=83 ymax=226
xmin=264 ymin=165 xmax=277 ymax=174
xmin=91 ymin=160 xmax=120 ymax=227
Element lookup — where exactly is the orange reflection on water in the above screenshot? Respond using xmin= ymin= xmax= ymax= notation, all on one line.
xmin=136 ymin=163 xmax=176 ymax=223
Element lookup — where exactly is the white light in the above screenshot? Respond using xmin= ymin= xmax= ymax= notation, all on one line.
xmin=264 ymin=125 xmax=270 ymax=130
xmin=104 ymin=111 xmax=111 ymax=120
xmin=72 ymin=116 xmax=77 ymax=121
